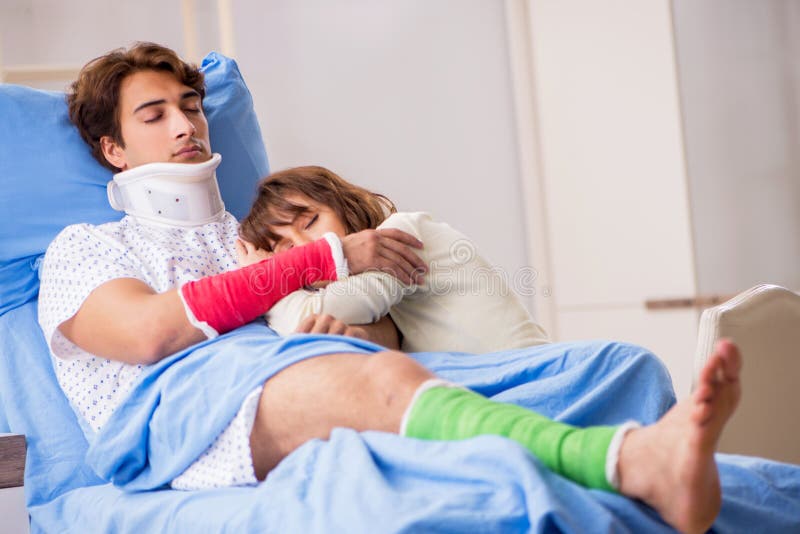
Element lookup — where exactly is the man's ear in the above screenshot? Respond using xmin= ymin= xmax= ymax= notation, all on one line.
xmin=100 ymin=136 xmax=127 ymax=171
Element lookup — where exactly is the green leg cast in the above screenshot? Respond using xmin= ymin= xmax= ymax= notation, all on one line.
xmin=404 ymin=386 xmax=618 ymax=492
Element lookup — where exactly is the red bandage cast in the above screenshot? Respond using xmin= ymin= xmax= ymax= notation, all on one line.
xmin=179 ymin=233 xmax=348 ymax=337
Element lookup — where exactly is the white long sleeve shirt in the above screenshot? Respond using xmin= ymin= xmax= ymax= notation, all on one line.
xmin=266 ymin=212 xmax=549 ymax=353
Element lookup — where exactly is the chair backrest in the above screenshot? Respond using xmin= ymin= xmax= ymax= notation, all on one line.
xmin=694 ymin=284 xmax=800 ymax=464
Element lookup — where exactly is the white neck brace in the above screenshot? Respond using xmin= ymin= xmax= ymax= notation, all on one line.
xmin=107 ymin=153 xmax=226 ymax=228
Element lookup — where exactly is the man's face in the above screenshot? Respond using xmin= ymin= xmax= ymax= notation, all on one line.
xmin=101 ymin=70 xmax=211 ymax=171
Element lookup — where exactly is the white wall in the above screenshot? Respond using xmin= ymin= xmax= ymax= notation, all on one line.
xmin=1 ymin=0 xmax=185 ymax=85
xmin=523 ymin=0 xmax=699 ymax=396
xmin=672 ymin=0 xmax=800 ymax=295
xmin=232 ymin=0 xmax=534 ymax=311
xmin=528 ymin=0 xmax=697 ymax=309
xmin=521 ymin=0 xmax=800 ymax=396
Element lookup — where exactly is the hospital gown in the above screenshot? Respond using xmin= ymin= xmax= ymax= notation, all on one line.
xmin=38 ymin=213 xmax=262 ymax=489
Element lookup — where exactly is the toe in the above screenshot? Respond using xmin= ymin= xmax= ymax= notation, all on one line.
xmin=723 ymin=343 xmax=742 ymax=381
xmin=699 ymin=355 xmax=722 ymax=388
xmin=693 ymin=383 xmax=714 ymax=403
xmin=692 ymin=400 xmax=713 ymax=424
xmin=715 ymin=339 xmax=742 ymax=376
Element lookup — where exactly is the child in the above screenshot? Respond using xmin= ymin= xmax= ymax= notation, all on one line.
xmin=237 ymin=165 xmax=549 ymax=353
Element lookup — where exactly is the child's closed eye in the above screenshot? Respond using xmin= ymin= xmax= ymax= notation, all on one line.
xmin=304 ymin=213 xmax=319 ymax=229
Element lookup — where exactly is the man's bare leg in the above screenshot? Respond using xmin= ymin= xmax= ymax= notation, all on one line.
xmin=617 ymin=339 xmax=742 ymax=533
xmin=250 ymin=340 xmax=742 ymax=533
xmin=250 ymin=350 xmax=434 ymax=479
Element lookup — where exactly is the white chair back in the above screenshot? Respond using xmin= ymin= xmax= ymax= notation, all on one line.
xmin=694 ymin=284 xmax=800 ymax=465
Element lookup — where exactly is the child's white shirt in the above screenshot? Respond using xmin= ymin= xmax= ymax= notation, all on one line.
xmin=265 ymin=212 xmax=549 ymax=353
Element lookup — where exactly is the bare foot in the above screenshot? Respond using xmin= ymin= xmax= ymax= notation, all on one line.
xmin=617 ymin=339 xmax=742 ymax=533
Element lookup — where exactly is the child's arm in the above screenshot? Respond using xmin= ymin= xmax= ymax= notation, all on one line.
xmin=266 ymin=271 xmax=414 ymax=335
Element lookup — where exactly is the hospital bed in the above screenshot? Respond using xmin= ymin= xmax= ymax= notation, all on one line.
xmin=1 ymin=53 xmax=799 ymax=533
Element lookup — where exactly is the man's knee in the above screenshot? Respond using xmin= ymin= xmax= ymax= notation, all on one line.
xmin=259 ymin=350 xmax=432 ymax=404
xmin=607 ymin=342 xmax=669 ymax=375
xmin=360 ymin=351 xmax=434 ymax=408
xmin=603 ymin=341 xmax=675 ymax=403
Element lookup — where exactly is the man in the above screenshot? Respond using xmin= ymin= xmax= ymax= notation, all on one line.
xmin=40 ymin=42 xmax=741 ymax=533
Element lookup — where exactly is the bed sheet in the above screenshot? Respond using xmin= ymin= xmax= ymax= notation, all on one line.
xmin=1 ymin=300 xmax=798 ymax=533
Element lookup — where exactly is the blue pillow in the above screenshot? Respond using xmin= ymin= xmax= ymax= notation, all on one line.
xmin=0 ymin=52 xmax=269 ymax=316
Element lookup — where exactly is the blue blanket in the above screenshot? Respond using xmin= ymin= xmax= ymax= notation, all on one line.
xmin=2 ymin=300 xmax=799 ymax=533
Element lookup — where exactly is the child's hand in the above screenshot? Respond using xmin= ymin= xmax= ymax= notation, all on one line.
xmin=235 ymin=238 xmax=273 ymax=267
xmin=295 ymin=313 xmax=368 ymax=340
xmin=341 ymin=229 xmax=427 ymax=285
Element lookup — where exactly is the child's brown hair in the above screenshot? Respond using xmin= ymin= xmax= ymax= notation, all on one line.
xmin=239 ymin=166 xmax=396 ymax=251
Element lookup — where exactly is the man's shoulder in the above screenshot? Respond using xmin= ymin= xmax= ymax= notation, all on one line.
xmin=51 ymin=218 xmax=123 ymax=240
xmin=45 ymin=218 xmax=128 ymax=257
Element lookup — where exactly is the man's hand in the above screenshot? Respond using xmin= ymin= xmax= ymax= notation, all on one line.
xmin=342 ymin=229 xmax=426 ymax=285
xmin=295 ymin=314 xmax=369 ymax=340
xmin=235 ymin=238 xmax=273 ymax=267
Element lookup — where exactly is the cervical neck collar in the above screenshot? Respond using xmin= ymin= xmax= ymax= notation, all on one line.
xmin=107 ymin=153 xmax=225 ymax=228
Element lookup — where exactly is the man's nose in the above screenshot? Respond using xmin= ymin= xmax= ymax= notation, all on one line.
xmin=172 ymin=108 xmax=196 ymax=138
